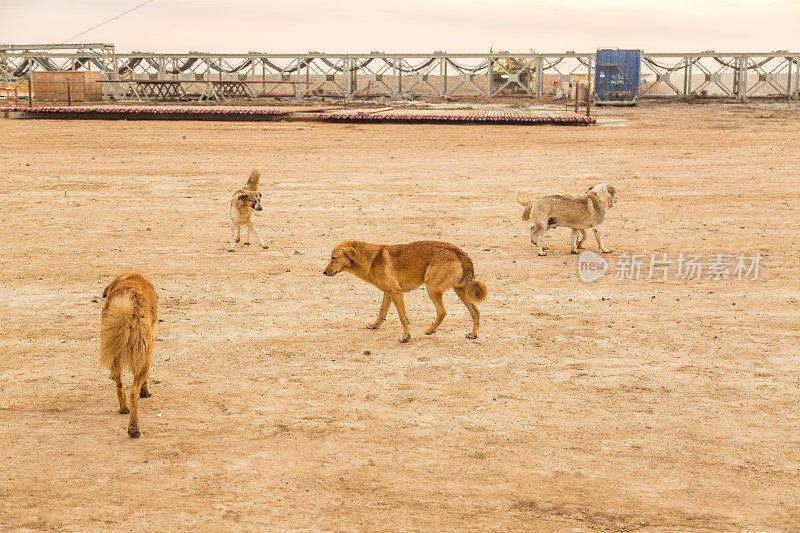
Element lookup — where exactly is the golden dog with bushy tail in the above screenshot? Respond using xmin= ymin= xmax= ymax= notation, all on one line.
xmin=324 ymin=240 xmax=487 ymax=342
xmin=100 ymin=272 xmax=157 ymax=438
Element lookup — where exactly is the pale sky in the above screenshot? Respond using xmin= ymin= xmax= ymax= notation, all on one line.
xmin=1 ymin=0 xmax=798 ymax=53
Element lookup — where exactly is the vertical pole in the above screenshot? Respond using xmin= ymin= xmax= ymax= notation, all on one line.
xmin=535 ymin=54 xmax=543 ymax=98
xmin=28 ymin=75 xmax=32 ymax=107
xmin=795 ymin=56 xmax=800 ymax=99
xmin=304 ymin=56 xmax=309 ymax=98
xmin=487 ymin=54 xmax=493 ymax=98
xmin=585 ymin=82 xmax=591 ymax=118
xmin=683 ymin=56 xmax=690 ymax=96
xmin=574 ymin=84 xmax=579 ymax=112
xmin=250 ymin=54 xmax=256 ymax=99
xmin=587 ymin=56 xmax=594 ymax=105
xmin=737 ymin=55 xmax=748 ymax=101
xmin=292 ymin=57 xmax=299 ymax=100
xmin=441 ymin=56 xmax=447 ymax=98
xmin=439 ymin=56 xmax=445 ymax=98
xmin=392 ymin=57 xmax=398 ymax=100
xmin=67 ymin=76 xmax=71 ymax=106
xmin=111 ymin=50 xmax=120 ymax=101
xmin=785 ymin=56 xmax=791 ymax=100
xmin=353 ymin=57 xmax=358 ymax=98
xmin=343 ymin=56 xmax=350 ymax=100
xmin=1 ymin=50 xmax=7 ymax=88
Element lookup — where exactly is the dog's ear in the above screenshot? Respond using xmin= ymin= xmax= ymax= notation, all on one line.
xmin=607 ymin=185 xmax=616 ymax=195
xmin=255 ymin=191 xmax=262 ymax=200
xmin=343 ymin=246 xmax=357 ymax=262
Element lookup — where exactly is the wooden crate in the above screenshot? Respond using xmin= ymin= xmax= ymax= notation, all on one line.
xmin=32 ymin=71 xmax=103 ymax=102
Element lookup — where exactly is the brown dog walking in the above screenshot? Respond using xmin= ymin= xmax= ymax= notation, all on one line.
xmin=324 ymin=241 xmax=487 ymax=342
xmin=99 ymin=272 xmax=158 ymax=438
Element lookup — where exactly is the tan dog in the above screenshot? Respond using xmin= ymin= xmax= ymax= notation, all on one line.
xmin=229 ymin=169 xmax=268 ymax=252
xmin=323 ymin=240 xmax=488 ymax=342
xmin=100 ymin=272 xmax=157 ymax=438
xmin=516 ymin=184 xmax=617 ymax=256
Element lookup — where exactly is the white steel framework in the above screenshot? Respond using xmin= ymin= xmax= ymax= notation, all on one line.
xmin=2 ymin=46 xmax=798 ymax=101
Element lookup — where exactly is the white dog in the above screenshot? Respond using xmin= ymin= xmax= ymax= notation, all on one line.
xmin=516 ymin=184 xmax=617 ymax=256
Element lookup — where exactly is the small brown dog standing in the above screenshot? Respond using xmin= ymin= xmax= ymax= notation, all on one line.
xmin=229 ymin=168 xmax=268 ymax=252
xmin=324 ymin=241 xmax=487 ymax=342
xmin=100 ymin=272 xmax=157 ymax=438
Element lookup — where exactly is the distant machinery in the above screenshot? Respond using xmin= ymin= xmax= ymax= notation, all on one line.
xmin=490 ymin=49 xmax=535 ymax=93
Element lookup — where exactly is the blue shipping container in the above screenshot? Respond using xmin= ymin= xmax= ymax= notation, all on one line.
xmin=594 ymin=49 xmax=641 ymax=105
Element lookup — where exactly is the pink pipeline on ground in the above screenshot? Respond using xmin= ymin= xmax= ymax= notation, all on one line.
xmin=315 ymin=108 xmax=593 ymax=125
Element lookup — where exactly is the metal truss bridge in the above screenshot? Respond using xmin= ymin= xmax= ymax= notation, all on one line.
xmin=2 ymin=44 xmax=798 ymax=101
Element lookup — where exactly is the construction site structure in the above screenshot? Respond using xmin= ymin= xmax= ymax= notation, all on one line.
xmin=2 ymin=45 xmax=798 ymax=102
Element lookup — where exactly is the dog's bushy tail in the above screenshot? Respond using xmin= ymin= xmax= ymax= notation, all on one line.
xmin=516 ymin=189 xmax=533 ymax=221
xmin=465 ymin=277 xmax=488 ymax=303
xmin=521 ymin=203 xmax=533 ymax=221
xmin=100 ymin=293 xmax=153 ymax=375
xmin=453 ymin=248 xmax=488 ymax=303
xmin=243 ymin=168 xmax=261 ymax=191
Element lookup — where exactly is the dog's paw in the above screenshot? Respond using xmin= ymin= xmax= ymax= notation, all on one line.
xmin=424 ymin=328 xmax=436 ymax=335
xmin=127 ymin=426 xmax=141 ymax=438
xmin=260 ymin=244 xmax=269 ymax=249
xmin=601 ymin=248 xmax=612 ymax=254
xmin=570 ymin=249 xmax=578 ymax=254
xmin=119 ymin=407 xmax=130 ymax=414
xmin=366 ymin=322 xmax=380 ymax=330
xmin=399 ymin=334 xmax=411 ymax=343
xmin=466 ymin=332 xmax=478 ymax=339
xmin=537 ymin=252 xmax=547 ymax=256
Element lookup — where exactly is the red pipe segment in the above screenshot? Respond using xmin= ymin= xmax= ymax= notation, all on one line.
xmin=316 ymin=108 xmax=594 ymax=124
xmin=7 ymin=106 xmax=285 ymax=116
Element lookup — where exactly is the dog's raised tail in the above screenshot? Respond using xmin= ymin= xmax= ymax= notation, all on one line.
xmin=100 ymin=293 xmax=152 ymax=374
xmin=516 ymin=189 xmax=533 ymax=221
xmin=243 ymin=168 xmax=261 ymax=191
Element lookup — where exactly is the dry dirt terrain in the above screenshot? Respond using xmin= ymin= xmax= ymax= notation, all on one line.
xmin=1 ymin=102 xmax=799 ymax=531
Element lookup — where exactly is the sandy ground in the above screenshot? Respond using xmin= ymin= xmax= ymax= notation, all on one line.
xmin=1 ymin=102 xmax=799 ymax=532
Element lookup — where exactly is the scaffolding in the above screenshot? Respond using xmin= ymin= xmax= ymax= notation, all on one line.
xmin=2 ymin=46 xmax=798 ymax=101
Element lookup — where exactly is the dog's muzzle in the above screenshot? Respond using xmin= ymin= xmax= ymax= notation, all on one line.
xmin=323 ymin=270 xmax=332 ymax=276
xmin=255 ymin=204 xmax=263 ymax=211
